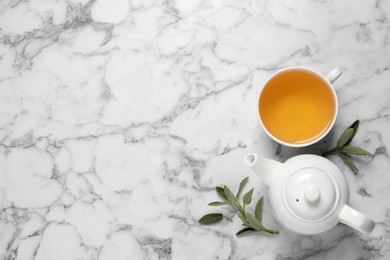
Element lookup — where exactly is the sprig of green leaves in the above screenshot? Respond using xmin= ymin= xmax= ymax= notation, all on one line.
xmin=198 ymin=177 xmax=279 ymax=236
xmin=323 ymin=120 xmax=373 ymax=174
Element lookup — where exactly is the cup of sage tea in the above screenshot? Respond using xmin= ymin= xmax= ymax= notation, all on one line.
xmin=258 ymin=67 xmax=342 ymax=147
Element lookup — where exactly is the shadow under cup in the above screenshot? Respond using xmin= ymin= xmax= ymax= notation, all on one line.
xmin=259 ymin=68 xmax=337 ymax=147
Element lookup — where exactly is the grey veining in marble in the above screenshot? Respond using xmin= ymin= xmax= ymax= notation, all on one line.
xmin=0 ymin=0 xmax=390 ymax=259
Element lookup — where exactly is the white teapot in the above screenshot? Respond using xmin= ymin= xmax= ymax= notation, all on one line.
xmin=245 ymin=153 xmax=375 ymax=235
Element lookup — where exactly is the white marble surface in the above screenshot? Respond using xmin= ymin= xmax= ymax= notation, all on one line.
xmin=0 ymin=0 xmax=390 ymax=259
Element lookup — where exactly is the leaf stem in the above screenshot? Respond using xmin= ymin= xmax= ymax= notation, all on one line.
xmin=261 ymin=227 xmax=280 ymax=234
xmin=323 ymin=147 xmax=338 ymax=156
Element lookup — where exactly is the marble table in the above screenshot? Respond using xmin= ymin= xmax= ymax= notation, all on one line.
xmin=1 ymin=0 xmax=389 ymax=259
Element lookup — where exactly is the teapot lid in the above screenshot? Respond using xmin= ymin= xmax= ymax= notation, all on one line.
xmin=268 ymin=155 xmax=349 ymax=234
xmin=284 ymin=167 xmax=338 ymax=219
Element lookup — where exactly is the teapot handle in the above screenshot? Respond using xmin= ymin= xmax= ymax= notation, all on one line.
xmin=339 ymin=205 xmax=375 ymax=234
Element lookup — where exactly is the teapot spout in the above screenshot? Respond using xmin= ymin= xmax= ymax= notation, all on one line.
xmin=244 ymin=153 xmax=282 ymax=187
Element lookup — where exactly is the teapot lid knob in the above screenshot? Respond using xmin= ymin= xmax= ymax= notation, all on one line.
xmin=304 ymin=185 xmax=321 ymax=204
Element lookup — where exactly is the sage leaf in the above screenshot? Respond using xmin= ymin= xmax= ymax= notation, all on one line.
xmin=337 ymin=128 xmax=354 ymax=148
xmin=246 ymin=212 xmax=262 ymax=231
xmin=346 ymin=120 xmax=360 ymax=146
xmin=236 ymin=227 xmax=258 ymax=237
xmin=255 ymin=197 xmax=264 ymax=221
xmin=199 ymin=213 xmax=223 ymax=225
xmin=243 ymin=188 xmax=254 ymax=205
xmin=236 ymin=176 xmax=249 ymax=198
xmin=208 ymin=201 xmax=227 ymax=206
xmin=246 ymin=212 xmax=279 ymax=234
xmin=224 ymin=185 xmax=236 ymax=203
xmin=339 ymin=153 xmax=358 ymax=174
xmin=216 ymin=186 xmax=227 ymax=200
xmin=342 ymin=146 xmax=373 ymax=156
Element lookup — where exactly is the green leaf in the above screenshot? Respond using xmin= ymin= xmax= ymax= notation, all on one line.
xmin=255 ymin=197 xmax=264 ymax=221
xmin=198 ymin=213 xmax=223 ymax=225
xmin=223 ymin=185 xmax=236 ymax=203
xmin=337 ymin=128 xmax=354 ymax=148
xmin=346 ymin=120 xmax=360 ymax=145
xmin=339 ymin=153 xmax=358 ymax=174
xmin=208 ymin=201 xmax=227 ymax=206
xmin=243 ymin=188 xmax=254 ymax=205
xmin=342 ymin=146 xmax=373 ymax=156
xmin=216 ymin=186 xmax=227 ymax=200
xmin=236 ymin=227 xmax=258 ymax=237
xmin=246 ymin=212 xmax=262 ymax=230
xmin=236 ymin=176 xmax=249 ymax=198
xmin=246 ymin=213 xmax=279 ymax=234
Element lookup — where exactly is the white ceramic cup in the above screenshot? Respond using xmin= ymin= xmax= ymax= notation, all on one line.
xmin=258 ymin=67 xmax=342 ymax=148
